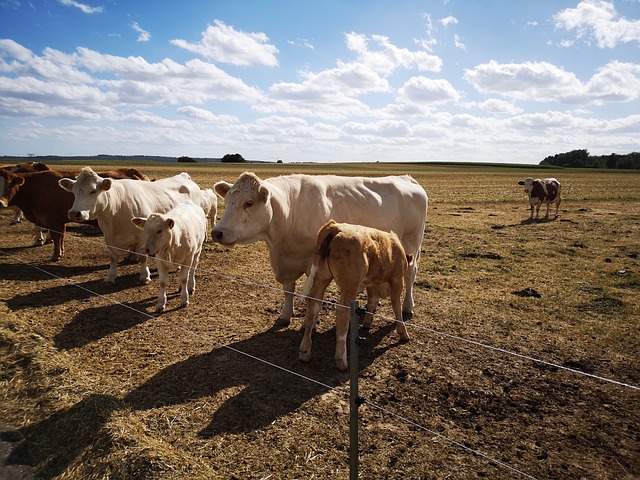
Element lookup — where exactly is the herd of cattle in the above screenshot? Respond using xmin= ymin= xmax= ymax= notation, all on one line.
xmin=0 ymin=162 xmax=562 ymax=369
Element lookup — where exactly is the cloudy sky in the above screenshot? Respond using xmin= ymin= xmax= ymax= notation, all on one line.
xmin=0 ymin=0 xmax=639 ymax=164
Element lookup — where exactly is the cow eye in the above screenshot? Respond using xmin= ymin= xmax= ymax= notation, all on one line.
xmin=243 ymin=200 xmax=254 ymax=209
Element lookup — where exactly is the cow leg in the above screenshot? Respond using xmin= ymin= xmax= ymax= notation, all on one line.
xmin=49 ymin=230 xmax=64 ymax=261
xmin=335 ymin=289 xmax=357 ymax=371
xmin=544 ymin=202 xmax=551 ymax=219
xmin=276 ymin=281 xmax=297 ymax=326
xmin=403 ymin=255 xmax=418 ymax=321
xmin=535 ymin=202 xmax=541 ymax=219
xmin=187 ymin=249 xmax=202 ymax=295
xmin=104 ymin=247 xmax=121 ymax=284
xmin=33 ymin=227 xmax=46 ymax=246
xmin=554 ymin=197 xmax=561 ymax=217
xmin=156 ymin=260 xmax=169 ymax=312
xmin=390 ymin=279 xmax=410 ymax=341
xmin=298 ymin=278 xmax=331 ymax=363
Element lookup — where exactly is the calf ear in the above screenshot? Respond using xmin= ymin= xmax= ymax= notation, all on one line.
xmin=214 ymin=181 xmax=232 ymax=198
xmin=165 ymin=218 xmax=175 ymax=229
xmin=131 ymin=217 xmax=146 ymax=229
xmin=101 ymin=178 xmax=113 ymax=191
xmin=517 ymin=181 xmax=525 ymax=185
xmin=58 ymin=178 xmax=75 ymax=191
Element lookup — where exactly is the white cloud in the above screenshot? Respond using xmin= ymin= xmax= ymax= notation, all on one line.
xmin=58 ymin=0 xmax=103 ymax=14
xmin=131 ymin=22 xmax=151 ymax=43
xmin=454 ymin=34 xmax=466 ymax=51
xmin=439 ymin=16 xmax=458 ymax=27
xmin=287 ymin=38 xmax=314 ymax=50
xmin=397 ymin=76 xmax=460 ymax=104
xmin=171 ymin=20 xmax=279 ymax=67
xmin=464 ymin=59 xmax=640 ymax=105
xmin=177 ymin=105 xmax=238 ymax=124
xmin=553 ymin=0 xmax=640 ymax=48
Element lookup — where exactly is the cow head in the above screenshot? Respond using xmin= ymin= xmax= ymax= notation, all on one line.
xmin=131 ymin=213 xmax=174 ymax=256
xmin=518 ymin=177 xmax=534 ymax=196
xmin=0 ymin=170 xmax=25 ymax=208
xmin=59 ymin=167 xmax=113 ymax=222
xmin=211 ymin=172 xmax=272 ymax=247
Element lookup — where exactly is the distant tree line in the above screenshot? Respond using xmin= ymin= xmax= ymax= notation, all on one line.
xmin=541 ymin=149 xmax=640 ymax=169
xmin=222 ymin=153 xmax=247 ymax=163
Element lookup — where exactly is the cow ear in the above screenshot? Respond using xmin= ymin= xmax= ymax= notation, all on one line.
xmin=101 ymin=178 xmax=113 ymax=191
xmin=517 ymin=181 xmax=525 ymax=185
xmin=12 ymin=176 xmax=25 ymax=187
xmin=58 ymin=178 xmax=74 ymax=191
xmin=165 ymin=218 xmax=175 ymax=229
xmin=214 ymin=181 xmax=232 ymax=198
xmin=131 ymin=217 xmax=146 ymax=230
xmin=258 ymin=184 xmax=271 ymax=203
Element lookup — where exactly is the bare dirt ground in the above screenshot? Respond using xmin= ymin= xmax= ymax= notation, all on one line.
xmin=1 ymin=165 xmax=639 ymax=479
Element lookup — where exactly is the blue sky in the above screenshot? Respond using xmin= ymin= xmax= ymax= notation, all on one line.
xmin=0 ymin=0 xmax=639 ymax=164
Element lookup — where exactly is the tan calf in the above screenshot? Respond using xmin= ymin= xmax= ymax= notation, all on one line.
xmin=299 ymin=220 xmax=413 ymax=370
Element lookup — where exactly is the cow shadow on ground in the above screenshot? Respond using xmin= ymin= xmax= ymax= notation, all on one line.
xmin=54 ymin=298 xmax=156 ymax=349
xmin=4 ymin=322 xmax=399 ymax=478
xmin=5 ymin=272 xmax=145 ymax=311
xmin=0 ymin=260 xmax=108 ymax=282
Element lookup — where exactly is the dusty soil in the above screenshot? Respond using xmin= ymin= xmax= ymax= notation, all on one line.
xmin=1 ymin=165 xmax=639 ymax=479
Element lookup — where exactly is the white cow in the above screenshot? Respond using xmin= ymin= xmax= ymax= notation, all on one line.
xmin=212 ymin=172 xmax=428 ymax=326
xmin=200 ymin=187 xmax=218 ymax=235
xmin=59 ymin=167 xmax=205 ymax=284
xmin=131 ymin=202 xmax=206 ymax=312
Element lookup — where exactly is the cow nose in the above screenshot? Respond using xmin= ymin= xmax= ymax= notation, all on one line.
xmin=211 ymin=229 xmax=223 ymax=243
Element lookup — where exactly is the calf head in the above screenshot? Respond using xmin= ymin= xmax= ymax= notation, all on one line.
xmin=211 ymin=172 xmax=273 ymax=247
xmin=131 ymin=213 xmax=174 ymax=256
xmin=59 ymin=167 xmax=113 ymax=222
xmin=0 ymin=170 xmax=25 ymax=208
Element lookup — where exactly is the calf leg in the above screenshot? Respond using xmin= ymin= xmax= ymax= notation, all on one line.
xmin=178 ymin=261 xmax=192 ymax=308
xmin=335 ymin=288 xmax=358 ymax=371
xmin=299 ymin=277 xmax=331 ymax=363
xmin=138 ymin=255 xmax=151 ymax=284
xmin=361 ymin=286 xmax=380 ymax=329
xmin=156 ymin=260 xmax=169 ymax=312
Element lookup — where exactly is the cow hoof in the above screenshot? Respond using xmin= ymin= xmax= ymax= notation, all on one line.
xmin=298 ymin=351 xmax=311 ymax=363
xmin=104 ymin=279 xmax=116 ymax=285
xmin=156 ymin=305 xmax=165 ymax=313
xmin=335 ymin=359 xmax=348 ymax=371
xmin=140 ymin=278 xmax=151 ymax=285
xmin=402 ymin=310 xmax=413 ymax=321
xmin=274 ymin=317 xmax=291 ymax=328
xmin=33 ymin=239 xmax=45 ymax=246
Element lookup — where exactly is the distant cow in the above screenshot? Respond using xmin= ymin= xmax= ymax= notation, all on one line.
xmin=299 ymin=220 xmax=413 ymax=370
xmin=211 ymin=172 xmax=428 ymax=327
xmin=59 ymin=167 xmax=205 ymax=283
xmin=132 ymin=202 xmax=207 ymax=312
xmin=518 ymin=177 xmax=562 ymax=220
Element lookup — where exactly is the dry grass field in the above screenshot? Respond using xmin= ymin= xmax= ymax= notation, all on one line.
xmin=1 ymin=162 xmax=639 ymax=479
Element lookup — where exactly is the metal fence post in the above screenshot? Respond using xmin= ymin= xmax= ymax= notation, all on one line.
xmin=349 ymin=300 xmax=360 ymax=480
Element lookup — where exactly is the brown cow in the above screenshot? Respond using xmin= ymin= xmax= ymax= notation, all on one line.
xmin=518 ymin=177 xmax=562 ymax=220
xmin=299 ymin=220 xmax=413 ymax=370
xmin=0 ymin=167 xmax=151 ymax=261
